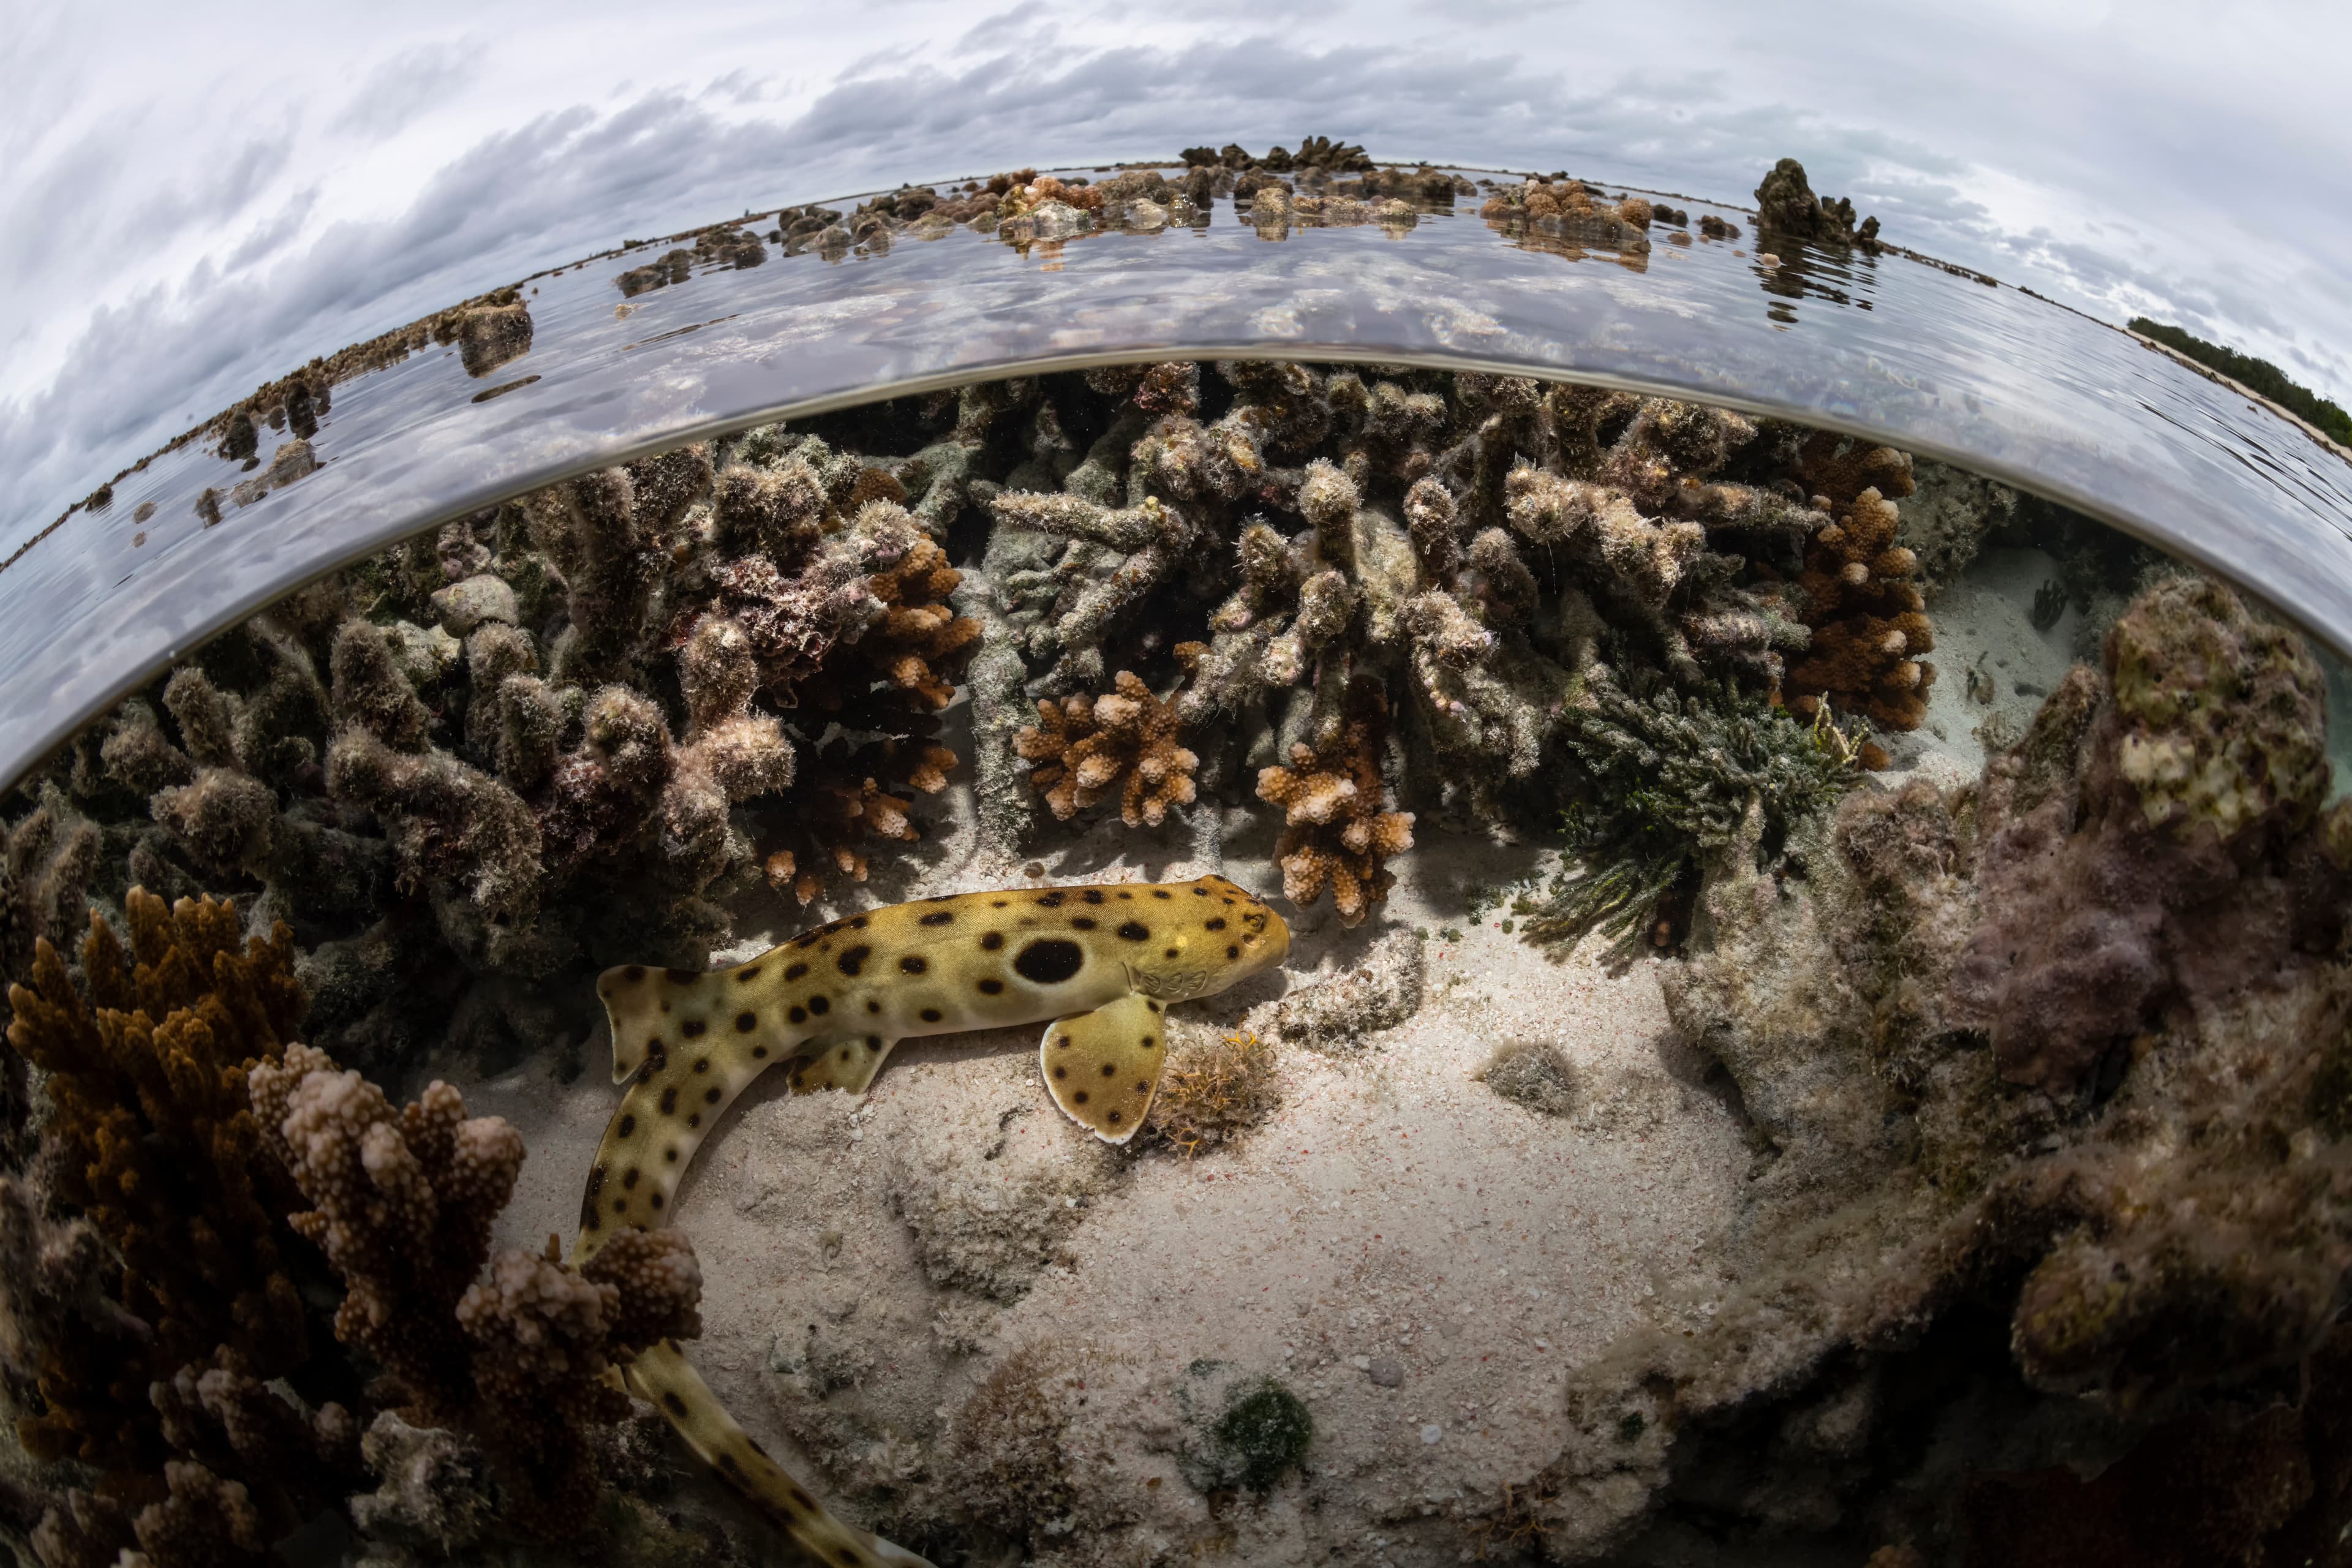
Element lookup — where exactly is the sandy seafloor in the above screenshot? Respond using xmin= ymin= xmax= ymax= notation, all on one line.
xmin=444 ymin=547 xmax=2089 ymax=1565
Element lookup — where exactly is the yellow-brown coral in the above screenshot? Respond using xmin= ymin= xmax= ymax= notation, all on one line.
xmin=1256 ymin=682 xmax=1415 ymax=926
xmin=4 ymin=889 xmax=309 ymax=1469
xmin=1785 ymin=486 xmax=1936 ymax=730
xmin=1014 ymin=671 xmax=1200 ymax=827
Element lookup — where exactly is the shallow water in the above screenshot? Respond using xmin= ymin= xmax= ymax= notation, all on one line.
xmin=2 ymin=164 xmax=2346 ymax=796
xmin=4 ymin=168 xmax=2350 ymax=1568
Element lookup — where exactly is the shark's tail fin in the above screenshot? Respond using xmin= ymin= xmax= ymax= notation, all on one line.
xmin=624 ymin=1340 xmax=935 ymax=1568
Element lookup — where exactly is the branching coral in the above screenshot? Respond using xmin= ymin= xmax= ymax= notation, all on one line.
xmin=4 ymin=890 xmax=309 ymax=1470
xmin=1784 ymin=485 xmax=1936 ymax=729
xmin=1014 ymin=670 xmax=1199 ymax=827
xmin=1256 ymin=679 xmax=1414 ymax=927
xmin=251 ymin=1042 xmax=703 ymax=1537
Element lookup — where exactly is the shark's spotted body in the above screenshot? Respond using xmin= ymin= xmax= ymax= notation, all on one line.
xmin=571 ymin=875 xmax=1287 ymax=1568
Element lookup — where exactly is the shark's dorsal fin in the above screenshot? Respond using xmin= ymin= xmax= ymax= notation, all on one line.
xmin=1040 ymin=992 xmax=1170 ymax=1144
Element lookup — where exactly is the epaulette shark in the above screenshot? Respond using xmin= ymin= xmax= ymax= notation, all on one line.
xmin=570 ymin=875 xmax=1290 ymax=1568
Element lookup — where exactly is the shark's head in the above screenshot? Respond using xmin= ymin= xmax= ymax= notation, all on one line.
xmin=1128 ymin=873 xmax=1290 ymax=1001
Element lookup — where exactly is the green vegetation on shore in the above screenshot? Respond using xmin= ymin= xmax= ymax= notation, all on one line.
xmin=2130 ymin=317 xmax=2352 ymax=447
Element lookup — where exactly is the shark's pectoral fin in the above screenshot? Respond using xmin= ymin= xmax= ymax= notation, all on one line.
xmin=788 ymin=1034 xmax=898 ymax=1095
xmin=1040 ymin=991 xmax=1169 ymax=1144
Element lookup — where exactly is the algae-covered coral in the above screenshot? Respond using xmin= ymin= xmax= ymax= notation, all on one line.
xmin=1487 ymin=575 xmax=2352 ymax=1562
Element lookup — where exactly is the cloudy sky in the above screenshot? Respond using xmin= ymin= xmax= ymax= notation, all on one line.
xmin=4 ymin=0 xmax=2345 ymax=546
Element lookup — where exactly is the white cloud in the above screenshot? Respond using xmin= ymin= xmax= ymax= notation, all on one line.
xmin=2 ymin=0 xmax=2347 ymax=548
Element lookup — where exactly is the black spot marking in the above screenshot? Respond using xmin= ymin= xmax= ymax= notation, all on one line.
xmin=622 ymin=1168 xmax=640 ymax=1188
xmin=752 ymin=1045 xmax=768 ymax=1058
xmin=664 ymin=1390 xmax=687 ymax=1414
xmin=1193 ymin=887 xmax=1210 ymax=896
xmin=788 ymin=1006 xmax=807 ymax=1024
xmin=867 ymin=999 xmax=881 ymax=1013
xmin=720 ymin=1452 xmax=740 ymax=1472
xmin=1205 ymin=916 xmax=1227 ymax=930
xmin=737 ymin=964 xmax=762 ymax=982
xmin=614 ymin=1198 xmax=628 ymax=1213
xmin=1056 ymin=1037 xmax=1071 ymax=1049
xmin=981 ymin=931 xmax=1005 ymax=951
xmin=900 ymin=954 xmax=929 ymax=974
xmin=992 ymin=899 xmax=1010 ymax=908
xmin=644 ymin=1041 xmax=668 ymax=1073
xmin=837 ymin=944 xmax=872 ymax=976
xmin=1101 ymin=1063 xmax=1117 ymax=1076
xmin=920 ymin=910 xmax=955 ymax=926
xmin=1074 ymin=1090 xmax=1090 ymax=1104
xmin=1108 ymin=1110 xmax=1123 ymax=1125
xmin=665 ymin=1147 xmax=679 ymax=1162
xmin=1054 ymin=1065 xmax=1067 ymax=1079
xmin=1038 ymin=891 xmax=1067 ymax=907
xmin=659 ymin=1087 xmax=678 ymax=1114
xmin=979 ymin=978 xmax=1005 ymax=995
xmin=1142 ymin=1035 xmax=1157 ymax=1048
xmin=584 ymin=1212 xmax=600 ymax=1231
xmin=692 ymin=1058 xmax=710 ymax=1073
xmin=1118 ymin=921 xmax=1150 ymax=940
xmin=685 ymin=1114 xmax=699 ymax=1129
xmin=1146 ymin=999 xmax=1163 ymax=1012
xmin=666 ymin=967 xmax=699 ymax=984
xmin=851 ymin=915 xmax=870 ymax=929
xmin=736 ymin=1012 xmax=757 ymax=1032
xmin=866 ymin=1035 xmax=881 ymax=1049
xmin=1136 ymin=1082 xmax=1148 ymax=1093
xmin=1118 ymin=891 xmax=1134 ymax=900
xmin=1016 ymin=938 xmax=1085 ymax=984
xmin=705 ymin=1087 xmax=722 ymax=1104
xmin=1164 ymin=947 xmax=1178 ymax=959
xmin=784 ymin=961 xmax=809 ymax=981
xmin=682 ymin=1018 xmax=706 ymax=1038
xmin=1082 ymin=889 xmax=1106 ymax=905
xmin=1223 ymin=897 xmax=1235 ymax=906
xmin=625 ymin=964 xmax=647 ymax=981
xmin=920 ymin=1008 xmax=944 ymax=1023
xmin=1072 ymin=917 xmax=1098 ymax=930
xmin=1228 ymin=944 xmax=1241 ymax=959
xmin=618 ymin=1114 xmax=636 ymax=1137
xmin=809 ymin=995 xmax=829 ymax=1015
xmin=1153 ymin=890 xmax=1172 ymax=899
xmin=651 ymin=1191 xmax=666 ymax=1208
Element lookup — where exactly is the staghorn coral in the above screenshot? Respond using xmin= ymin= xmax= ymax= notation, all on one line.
xmin=250 ymin=1042 xmax=703 ymax=1538
xmin=1013 ymin=669 xmax=1199 ymax=828
xmin=1256 ymin=679 xmax=1415 ymax=926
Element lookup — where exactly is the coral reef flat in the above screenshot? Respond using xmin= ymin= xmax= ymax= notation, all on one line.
xmin=475 ymin=821 xmax=1752 ymax=1564
xmin=6 ymin=320 xmax=2349 ymax=1564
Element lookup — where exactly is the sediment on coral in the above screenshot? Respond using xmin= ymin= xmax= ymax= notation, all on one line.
xmin=1494 ymin=576 xmax=2352 ymax=1561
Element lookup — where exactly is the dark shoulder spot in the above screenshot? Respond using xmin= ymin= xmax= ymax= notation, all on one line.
xmin=837 ymin=944 xmax=872 ymax=976
xmin=1014 ymin=938 xmax=1085 ymax=985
